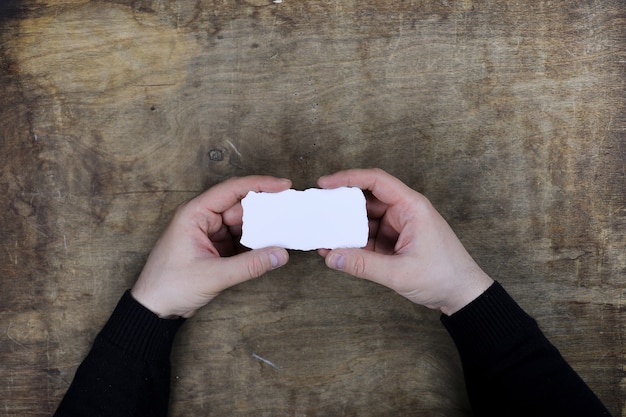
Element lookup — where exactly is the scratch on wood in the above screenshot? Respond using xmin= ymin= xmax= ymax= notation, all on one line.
xmin=9 ymin=241 xmax=18 ymax=265
xmin=6 ymin=321 xmax=24 ymax=347
xmin=225 ymin=139 xmax=243 ymax=158
xmin=251 ymin=352 xmax=282 ymax=370
xmin=388 ymin=26 xmax=403 ymax=63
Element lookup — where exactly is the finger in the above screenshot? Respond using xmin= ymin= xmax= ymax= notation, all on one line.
xmin=317 ymin=168 xmax=414 ymax=207
xmin=212 ymin=236 xmax=236 ymax=257
xmin=365 ymin=191 xmax=388 ymax=219
xmin=193 ymin=176 xmax=292 ymax=215
xmin=317 ymin=248 xmax=330 ymax=257
xmin=377 ymin=216 xmax=400 ymax=244
xmin=324 ymin=248 xmax=398 ymax=285
xmin=222 ymin=202 xmax=243 ymax=227
xmin=373 ymin=229 xmax=399 ymax=254
xmin=318 ymin=218 xmax=381 ymax=256
xmin=208 ymin=223 xmax=230 ymax=242
xmin=228 ymin=223 xmax=242 ymax=238
xmin=213 ymin=247 xmax=289 ymax=288
xmin=368 ymin=218 xmax=380 ymax=237
xmin=364 ymin=237 xmax=378 ymax=252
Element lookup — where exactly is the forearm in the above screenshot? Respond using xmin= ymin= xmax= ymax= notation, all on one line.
xmin=441 ymin=282 xmax=612 ymax=417
xmin=54 ymin=291 xmax=185 ymax=417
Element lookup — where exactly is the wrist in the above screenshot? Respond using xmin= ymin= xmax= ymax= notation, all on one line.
xmin=440 ymin=270 xmax=494 ymax=316
xmin=130 ymin=286 xmax=181 ymax=320
xmin=99 ymin=291 xmax=186 ymax=361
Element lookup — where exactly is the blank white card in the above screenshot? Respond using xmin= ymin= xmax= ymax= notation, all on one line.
xmin=241 ymin=187 xmax=368 ymax=251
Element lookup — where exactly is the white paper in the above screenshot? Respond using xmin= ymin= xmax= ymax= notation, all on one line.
xmin=241 ymin=187 xmax=368 ymax=251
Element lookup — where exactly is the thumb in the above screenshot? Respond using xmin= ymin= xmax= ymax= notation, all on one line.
xmin=216 ymin=247 xmax=289 ymax=288
xmin=324 ymin=248 xmax=393 ymax=284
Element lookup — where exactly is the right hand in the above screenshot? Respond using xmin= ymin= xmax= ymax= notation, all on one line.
xmin=317 ymin=168 xmax=493 ymax=316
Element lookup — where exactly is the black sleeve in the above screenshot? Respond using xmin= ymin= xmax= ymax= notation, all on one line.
xmin=441 ymin=282 xmax=612 ymax=417
xmin=54 ymin=291 xmax=186 ymax=417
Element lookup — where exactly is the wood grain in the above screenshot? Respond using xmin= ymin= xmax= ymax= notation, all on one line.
xmin=1 ymin=0 xmax=624 ymax=415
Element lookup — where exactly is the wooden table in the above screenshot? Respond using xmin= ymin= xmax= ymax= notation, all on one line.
xmin=1 ymin=1 xmax=624 ymax=415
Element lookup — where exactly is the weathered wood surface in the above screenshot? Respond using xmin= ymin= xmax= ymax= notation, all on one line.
xmin=1 ymin=0 xmax=624 ymax=415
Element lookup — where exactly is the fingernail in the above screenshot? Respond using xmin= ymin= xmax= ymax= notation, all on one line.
xmin=270 ymin=251 xmax=286 ymax=268
xmin=329 ymin=253 xmax=345 ymax=270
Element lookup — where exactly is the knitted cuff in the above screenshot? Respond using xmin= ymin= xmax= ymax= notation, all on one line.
xmin=96 ymin=290 xmax=186 ymax=362
xmin=440 ymin=281 xmax=537 ymax=358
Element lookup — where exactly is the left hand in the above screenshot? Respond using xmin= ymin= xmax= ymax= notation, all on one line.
xmin=131 ymin=176 xmax=292 ymax=318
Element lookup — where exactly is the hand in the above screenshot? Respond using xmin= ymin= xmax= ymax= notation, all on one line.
xmin=131 ymin=176 xmax=292 ymax=318
xmin=317 ymin=168 xmax=493 ymax=315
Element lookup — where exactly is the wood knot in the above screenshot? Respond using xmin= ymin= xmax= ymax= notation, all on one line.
xmin=207 ymin=148 xmax=224 ymax=162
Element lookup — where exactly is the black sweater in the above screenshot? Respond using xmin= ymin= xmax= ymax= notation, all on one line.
xmin=441 ymin=282 xmax=611 ymax=416
xmin=54 ymin=282 xmax=612 ymax=416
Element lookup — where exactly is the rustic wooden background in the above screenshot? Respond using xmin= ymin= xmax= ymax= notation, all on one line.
xmin=1 ymin=0 xmax=624 ymax=416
